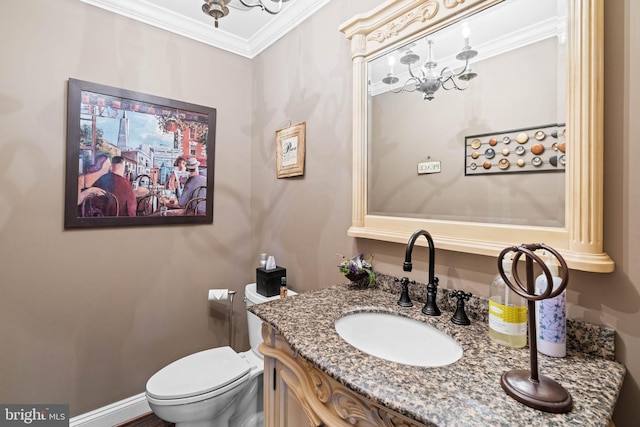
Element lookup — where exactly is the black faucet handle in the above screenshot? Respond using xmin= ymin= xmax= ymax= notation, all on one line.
xmin=422 ymin=279 xmax=441 ymax=316
xmin=450 ymin=290 xmax=472 ymax=325
xmin=395 ymin=276 xmax=416 ymax=307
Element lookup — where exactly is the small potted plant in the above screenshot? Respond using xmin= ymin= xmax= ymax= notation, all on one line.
xmin=337 ymin=253 xmax=375 ymax=287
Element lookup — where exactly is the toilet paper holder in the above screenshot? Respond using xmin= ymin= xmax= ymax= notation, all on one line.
xmin=208 ymin=289 xmax=237 ymax=350
xmin=227 ymin=291 xmax=236 ymax=350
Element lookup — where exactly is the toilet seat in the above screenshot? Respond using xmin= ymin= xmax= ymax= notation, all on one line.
xmin=146 ymin=346 xmax=251 ymax=405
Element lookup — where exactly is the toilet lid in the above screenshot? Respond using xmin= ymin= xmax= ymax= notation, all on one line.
xmin=146 ymin=346 xmax=251 ymax=400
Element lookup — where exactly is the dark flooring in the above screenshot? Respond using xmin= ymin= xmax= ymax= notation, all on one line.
xmin=115 ymin=412 xmax=174 ymax=427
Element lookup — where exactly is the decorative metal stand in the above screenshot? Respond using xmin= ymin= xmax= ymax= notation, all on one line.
xmin=497 ymin=244 xmax=572 ymax=413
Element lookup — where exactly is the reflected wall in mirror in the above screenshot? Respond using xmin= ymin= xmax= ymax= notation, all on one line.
xmin=367 ymin=0 xmax=566 ymax=227
xmin=340 ymin=0 xmax=614 ymax=272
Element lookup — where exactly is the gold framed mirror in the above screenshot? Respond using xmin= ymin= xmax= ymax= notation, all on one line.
xmin=340 ymin=0 xmax=613 ymax=273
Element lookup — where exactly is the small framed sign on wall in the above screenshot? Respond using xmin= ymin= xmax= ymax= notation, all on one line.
xmin=275 ymin=122 xmax=306 ymax=178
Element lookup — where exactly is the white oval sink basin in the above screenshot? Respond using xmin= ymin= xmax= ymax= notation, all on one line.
xmin=335 ymin=312 xmax=463 ymax=367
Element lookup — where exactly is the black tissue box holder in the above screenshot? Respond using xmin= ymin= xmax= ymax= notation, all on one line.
xmin=256 ymin=266 xmax=286 ymax=297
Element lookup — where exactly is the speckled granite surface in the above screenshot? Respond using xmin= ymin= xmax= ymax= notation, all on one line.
xmin=375 ymin=272 xmax=617 ymax=360
xmin=249 ymin=282 xmax=626 ymax=427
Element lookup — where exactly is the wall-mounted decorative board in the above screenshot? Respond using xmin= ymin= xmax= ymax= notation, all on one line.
xmin=465 ymin=124 xmax=566 ymax=176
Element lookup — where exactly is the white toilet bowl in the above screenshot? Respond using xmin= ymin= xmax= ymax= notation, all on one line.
xmin=145 ymin=284 xmax=294 ymax=427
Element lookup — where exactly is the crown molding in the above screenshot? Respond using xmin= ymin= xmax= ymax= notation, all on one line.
xmin=369 ymin=15 xmax=566 ymax=96
xmin=244 ymin=0 xmax=332 ymax=57
xmin=79 ymin=0 xmax=332 ymax=59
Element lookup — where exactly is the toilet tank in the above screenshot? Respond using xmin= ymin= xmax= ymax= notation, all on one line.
xmin=244 ymin=283 xmax=297 ymax=357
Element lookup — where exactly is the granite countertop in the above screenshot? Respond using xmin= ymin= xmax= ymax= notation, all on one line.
xmin=249 ymin=283 xmax=626 ymax=427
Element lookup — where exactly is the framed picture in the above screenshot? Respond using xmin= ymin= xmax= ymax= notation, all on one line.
xmin=275 ymin=122 xmax=306 ymax=178
xmin=65 ymin=78 xmax=216 ymax=228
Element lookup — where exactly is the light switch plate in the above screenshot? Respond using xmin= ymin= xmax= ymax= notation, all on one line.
xmin=417 ymin=160 xmax=441 ymax=175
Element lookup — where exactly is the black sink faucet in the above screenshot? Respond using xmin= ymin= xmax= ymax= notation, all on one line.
xmin=403 ymin=229 xmax=441 ymax=316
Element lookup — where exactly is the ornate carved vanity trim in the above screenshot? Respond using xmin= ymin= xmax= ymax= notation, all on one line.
xmin=260 ymin=323 xmax=426 ymax=427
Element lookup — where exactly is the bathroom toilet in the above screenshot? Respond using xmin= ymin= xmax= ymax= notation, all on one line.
xmin=146 ymin=283 xmax=293 ymax=427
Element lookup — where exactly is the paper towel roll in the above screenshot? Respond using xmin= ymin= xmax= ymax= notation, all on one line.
xmin=208 ymin=289 xmax=229 ymax=301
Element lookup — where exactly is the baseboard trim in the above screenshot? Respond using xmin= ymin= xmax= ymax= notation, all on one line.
xmin=70 ymin=393 xmax=151 ymax=427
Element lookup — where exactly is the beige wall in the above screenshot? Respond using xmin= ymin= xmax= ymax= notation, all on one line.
xmin=0 ymin=0 xmax=254 ymax=416
xmin=0 ymin=0 xmax=638 ymax=424
xmin=252 ymin=0 xmax=640 ymax=425
xmin=370 ymin=39 xmax=565 ymax=226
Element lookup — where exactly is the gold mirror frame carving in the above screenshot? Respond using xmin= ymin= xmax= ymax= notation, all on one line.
xmin=339 ymin=0 xmax=613 ymax=273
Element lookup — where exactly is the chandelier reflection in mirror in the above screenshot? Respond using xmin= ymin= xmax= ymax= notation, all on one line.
xmin=202 ymin=0 xmax=290 ymax=28
xmin=382 ymin=23 xmax=478 ymax=101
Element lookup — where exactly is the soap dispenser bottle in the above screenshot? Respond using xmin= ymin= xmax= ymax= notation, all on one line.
xmin=488 ymin=255 xmax=527 ymax=348
xmin=535 ymin=252 xmax=566 ymax=357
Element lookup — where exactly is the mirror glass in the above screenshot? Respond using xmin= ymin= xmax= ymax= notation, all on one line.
xmin=366 ymin=0 xmax=566 ymax=227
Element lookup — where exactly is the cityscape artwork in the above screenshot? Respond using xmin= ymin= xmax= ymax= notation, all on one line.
xmin=64 ymin=79 xmax=216 ymax=228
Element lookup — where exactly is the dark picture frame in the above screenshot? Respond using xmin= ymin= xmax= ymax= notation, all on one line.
xmin=65 ymin=78 xmax=216 ymax=228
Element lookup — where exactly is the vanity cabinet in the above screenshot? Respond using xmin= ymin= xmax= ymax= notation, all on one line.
xmin=260 ymin=323 xmax=425 ymax=427
xmin=262 ymin=345 xmax=310 ymax=426
xmin=251 ymin=285 xmax=624 ymax=426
